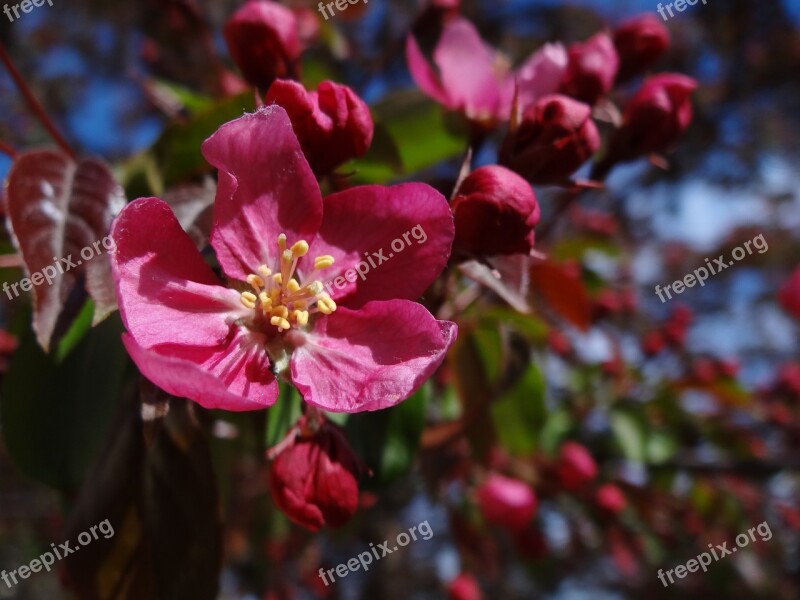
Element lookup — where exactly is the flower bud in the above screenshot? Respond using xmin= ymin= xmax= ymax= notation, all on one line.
xmin=556 ymin=442 xmax=597 ymax=490
xmin=606 ymin=74 xmax=697 ymax=164
xmin=268 ymin=417 xmax=363 ymax=531
xmin=779 ymin=267 xmax=800 ymax=320
xmin=448 ymin=573 xmax=482 ymax=600
xmin=595 ymin=483 xmax=627 ymax=514
xmin=500 ymin=94 xmax=600 ymax=185
xmin=266 ymin=79 xmax=374 ymax=176
xmin=224 ymin=1 xmax=301 ymax=91
xmin=613 ymin=14 xmax=670 ymax=82
xmin=452 ymin=166 xmax=540 ymax=256
xmin=559 ymin=33 xmax=619 ymax=105
xmin=476 ymin=473 xmax=537 ymax=531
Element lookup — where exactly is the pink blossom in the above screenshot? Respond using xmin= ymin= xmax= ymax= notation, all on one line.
xmin=111 ymin=106 xmax=456 ymax=412
xmin=406 ymin=16 xmax=567 ymax=124
xmin=476 ymin=473 xmax=537 ymax=530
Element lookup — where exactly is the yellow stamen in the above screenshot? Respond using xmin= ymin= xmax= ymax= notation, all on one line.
xmin=239 ymin=234 xmax=337 ymax=332
xmin=240 ymin=291 xmax=257 ymax=309
xmin=291 ymin=240 xmax=309 ymax=257
xmin=247 ymin=274 xmax=264 ymax=291
xmin=314 ymin=255 xmax=335 ymax=270
xmin=270 ymin=316 xmax=291 ymax=331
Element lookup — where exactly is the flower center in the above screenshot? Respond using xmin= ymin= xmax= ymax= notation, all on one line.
xmin=239 ymin=233 xmax=336 ymax=333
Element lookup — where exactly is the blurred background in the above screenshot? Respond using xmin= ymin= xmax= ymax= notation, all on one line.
xmin=1 ymin=0 xmax=799 ymax=598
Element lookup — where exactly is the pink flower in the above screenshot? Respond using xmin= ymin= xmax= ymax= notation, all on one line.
xmin=613 ymin=14 xmax=670 ymax=82
xmin=557 ymin=442 xmax=598 ymax=490
xmin=448 ymin=573 xmax=482 ymax=600
xmin=265 ymin=79 xmax=374 ymax=176
xmin=111 ymin=106 xmax=456 ymax=412
xmin=476 ymin=473 xmax=537 ymax=530
xmin=452 ymin=166 xmax=540 ymax=256
xmin=224 ymin=0 xmax=302 ymax=90
xmin=269 ymin=416 xmax=363 ymax=531
xmin=406 ymin=16 xmax=567 ymax=124
xmin=499 ymin=94 xmax=600 ymax=184
xmin=779 ymin=267 xmax=800 ymax=320
xmin=560 ymin=33 xmax=619 ymax=105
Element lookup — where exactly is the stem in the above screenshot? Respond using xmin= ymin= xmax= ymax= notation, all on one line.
xmin=0 ymin=41 xmax=75 ymax=158
xmin=0 ymin=139 xmax=17 ymax=158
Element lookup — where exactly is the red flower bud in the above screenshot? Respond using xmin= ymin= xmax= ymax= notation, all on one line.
xmin=560 ymin=33 xmax=619 ymax=105
xmin=641 ymin=330 xmax=665 ymax=357
xmin=268 ymin=418 xmax=363 ymax=531
xmin=265 ymin=79 xmax=374 ymax=176
xmin=500 ymin=94 xmax=600 ymax=185
xmin=452 ymin=165 xmax=540 ymax=256
xmin=692 ymin=358 xmax=717 ymax=385
xmin=224 ymin=1 xmax=301 ymax=91
xmin=773 ymin=362 xmax=800 ymax=398
xmin=557 ymin=442 xmax=598 ymax=490
xmin=476 ymin=473 xmax=538 ymax=530
xmin=595 ymin=483 xmax=627 ymax=514
xmin=606 ymin=74 xmax=697 ymax=163
xmin=547 ymin=329 xmax=572 ymax=357
xmin=779 ymin=267 xmax=800 ymax=320
xmin=613 ymin=14 xmax=670 ymax=82
xmin=448 ymin=573 xmax=482 ymax=600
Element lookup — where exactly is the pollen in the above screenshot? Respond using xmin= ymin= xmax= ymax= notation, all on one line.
xmin=239 ymin=233 xmax=337 ymax=333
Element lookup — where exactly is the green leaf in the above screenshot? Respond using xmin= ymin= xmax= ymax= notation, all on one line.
xmin=479 ymin=308 xmax=549 ymax=342
xmin=0 ymin=314 xmax=130 ymax=492
xmin=491 ymin=364 xmax=546 ymax=455
xmin=346 ymin=386 xmax=429 ymax=486
xmin=54 ymin=299 xmax=95 ymax=363
xmin=610 ymin=409 xmax=647 ymax=462
xmin=149 ymin=79 xmax=215 ymax=114
xmin=539 ymin=409 xmax=573 ymax=455
xmin=152 ymin=92 xmax=255 ymax=187
xmin=646 ymin=431 xmax=678 ymax=464
xmin=265 ymin=385 xmax=302 ymax=448
xmin=349 ymin=90 xmax=466 ymax=183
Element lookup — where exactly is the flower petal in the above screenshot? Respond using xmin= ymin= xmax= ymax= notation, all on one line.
xmin=123 ymin=333 xmax=278 ymax=411
xmin=201 ymin=106 xmax=324 ymax=282
xmin=289 ymin=301 xmax=457 ymax=413
xmin=111 ymin=197 xmax=246 ymax=349
xmin=405 ymin=34 xmax=454 ymax=108
xmin=303 ymin=183 xmax=453 ymax=308
xmin=513 ymin=42 xmax=569 ymax=110
xmin=433 ymin=17 xmax=505 ymax=118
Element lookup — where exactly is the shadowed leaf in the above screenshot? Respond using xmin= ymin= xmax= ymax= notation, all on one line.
xmin=4 ymin=149 xmax=126 ymax=351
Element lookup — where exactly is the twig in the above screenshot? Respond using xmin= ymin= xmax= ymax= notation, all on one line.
xmin=0 ymin=139 xmax=17 ymax=158
xmin=0 ymin=41 xmax=76 ymax=158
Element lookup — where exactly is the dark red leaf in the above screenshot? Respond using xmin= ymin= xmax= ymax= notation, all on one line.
xmin=4 ymin=149 xmax=126 ymax=350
